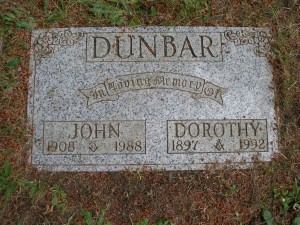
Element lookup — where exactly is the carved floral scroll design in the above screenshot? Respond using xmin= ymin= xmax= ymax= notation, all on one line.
xmin=79 ymin=73 xmax=228 ymax=107
xmin=33 ymin=30 xmax=84 ymax=64
xmin=224 ymin=30 xmax=272 ymax=57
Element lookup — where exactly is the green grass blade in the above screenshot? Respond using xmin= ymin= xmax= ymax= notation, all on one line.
xmin=44 ymin=0 xmax=50 ymax=11
xmin=292 ymin=215 xmax=300 ymax=225
xmin=67 ymin=213 xmax=75 ymax=225
xmin=16 ymin=21 xmax=30 ymax=29
xmin=4 ymin=161 xmax=12 ymax=177
xmin=6 ymin=57 xmax=20 ymax=69
xmin=82 ymin=210 xmax=93 ymax=225
xmin=136 ymin=218 xmax=149 ymax=225
xmin=96 ymin=208 xmax=108 ymax=225
xmin=262 ymin=209 xmax=276 ymax=225
xmin=150 ymin=6 xmax=157 ymax=17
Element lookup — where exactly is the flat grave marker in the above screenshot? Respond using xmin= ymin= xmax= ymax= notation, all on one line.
xmin=28 ymin=27 xmax=278 ymax=171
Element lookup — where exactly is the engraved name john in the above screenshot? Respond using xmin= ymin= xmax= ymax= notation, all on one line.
xmin=86 ymin=32 xmax=222 ymax=62
xmin=167 ymin=119 xmax=268 ymax=153
xmin=43 ymin=121 xmax=146 ymax=155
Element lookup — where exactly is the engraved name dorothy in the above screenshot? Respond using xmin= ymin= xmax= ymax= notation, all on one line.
xmin=168 ymin=120 xmax=268 ymax=153
xmin=172 ymin=120 xmax=265 ymax=138
xmin=87 ymin=33 xmax=221 ymax=61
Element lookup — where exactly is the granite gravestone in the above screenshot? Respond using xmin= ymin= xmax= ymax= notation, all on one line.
xmin=28 ymin=27 xmax=278 ymax=171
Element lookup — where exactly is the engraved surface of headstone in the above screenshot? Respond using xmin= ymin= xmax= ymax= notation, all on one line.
xmin=28 ymin=27 xmax=278 ymax=171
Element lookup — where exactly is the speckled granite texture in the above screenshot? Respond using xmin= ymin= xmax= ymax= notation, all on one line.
xmin=28 ymin=27 xmax=278 ymax=171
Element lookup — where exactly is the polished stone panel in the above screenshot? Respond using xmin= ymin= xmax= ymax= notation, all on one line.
xmin=28 ymin=27 xmax=277 ymax=171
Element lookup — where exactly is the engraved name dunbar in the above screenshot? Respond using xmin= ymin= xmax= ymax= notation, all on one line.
xmin=86 ymin=32 xmax=222 ymax=62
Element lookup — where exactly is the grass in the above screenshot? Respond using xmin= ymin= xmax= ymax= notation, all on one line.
xmin=0 ymin=0 xmax=300 ymax=224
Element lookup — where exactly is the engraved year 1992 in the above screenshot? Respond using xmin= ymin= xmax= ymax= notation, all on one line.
xmin=239 ymin=138 xmax=266 ymax=150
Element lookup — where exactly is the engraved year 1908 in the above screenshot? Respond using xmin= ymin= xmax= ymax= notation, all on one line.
xmin=47 ymin=141 xmax=76 ymax=152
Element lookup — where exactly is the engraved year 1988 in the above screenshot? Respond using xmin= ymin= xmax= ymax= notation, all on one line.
xmin=115 ymin=140 xmax=143 ymax=152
